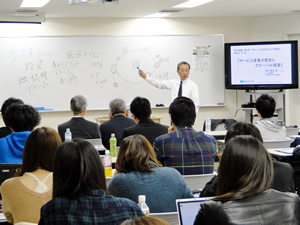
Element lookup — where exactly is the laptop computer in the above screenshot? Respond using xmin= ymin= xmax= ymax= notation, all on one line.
xmin=176 ymin=197 xmax=213 ymax=225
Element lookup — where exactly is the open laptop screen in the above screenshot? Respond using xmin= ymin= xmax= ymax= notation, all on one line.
xmin=176 ymin=197 xmax=213 ymax=225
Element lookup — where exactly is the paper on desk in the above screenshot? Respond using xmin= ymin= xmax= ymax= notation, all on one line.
xmin=275 ymin=148 xmax=294 ymax=154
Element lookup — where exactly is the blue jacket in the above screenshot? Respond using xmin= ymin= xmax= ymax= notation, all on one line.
xmin=0 ymin=131 xmax=31 ymax=163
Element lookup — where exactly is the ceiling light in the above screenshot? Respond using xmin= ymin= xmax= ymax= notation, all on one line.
xmin=144 ymin=12 xmax=171 ymax=18
xmin=0 ymin=14 xmax=46 ymax=23
xmin=69 ymin=0 xmax=119 ymax=5
xmin=172 ymin=0 xmax=213 ymax=8
xmin=20 ymin=0 xmax=50 ymax=8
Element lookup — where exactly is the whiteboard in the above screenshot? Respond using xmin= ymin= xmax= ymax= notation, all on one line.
xmin=0 ymin=35 xmax=224 ymax=111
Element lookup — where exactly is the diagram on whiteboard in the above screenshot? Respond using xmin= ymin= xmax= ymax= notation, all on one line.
xmin=110 ymin=47 xmax=170 ymax=87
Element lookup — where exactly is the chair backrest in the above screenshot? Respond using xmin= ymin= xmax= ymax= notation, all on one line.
xmin=83 ymin=138 xmax=103 ymax=146
xmin=203 ymin=119 xmax=236 ymax=131
xmin=0 ymin=163 xmax=22 ymax=186
xmin=0 ymin=163 xmax=22 ymax=199
xmin=83 ymin=138 xmax=106 ymax=155
xmin=286 ymin=127 xmax=299 ymax=138
xmin=182 ymin=172 xmax=217 ymax=192
xmin=263 ymin=140 xmax=292 ymax=149
xmin=150 ymin=212 xmax=178 ymax=225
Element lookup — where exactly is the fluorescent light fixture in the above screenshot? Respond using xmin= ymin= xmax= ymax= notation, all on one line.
xmin=144 ymin=12 xmax=171 ymax=18
xmin=172 ymin=0 xmax=213 ymax=8
xmin=0 ymin=14 xmax=46 ymax=23
xmin=69 ymin=0 xmax=119 ymax=5
xmin=20 ymin=0 xmax=50 ymax=8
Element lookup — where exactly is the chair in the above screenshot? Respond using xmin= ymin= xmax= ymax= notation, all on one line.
xmin=149 ymin=212 xmax=178 ymax=225
xmin=83 ymin=138 xmax=106 ymax=155
xmin=0 ymin=163 xmax=22 ymax=199
xmin=263 ymin=140 xmax=292 ymax=149
xmin=83 ymin=138 xmax=103 ymax=146
xmin=0 ymin=163 xmax=22 ymax=186
xmin=203 ymin=119 xmax=236 ymax=132
xmin=183 ymin=172 xmax=217 ymax=193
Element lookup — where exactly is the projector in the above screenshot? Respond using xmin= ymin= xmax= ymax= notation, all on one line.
xmin=69 ymin=0 xmax=119 ymax=5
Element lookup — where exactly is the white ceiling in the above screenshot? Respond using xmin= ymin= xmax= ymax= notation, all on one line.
xmin=1 ymin=0 xmax=300 ymax=19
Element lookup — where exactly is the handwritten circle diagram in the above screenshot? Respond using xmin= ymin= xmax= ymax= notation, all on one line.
xmin=110 ymin=47 xmax=160 ymax=87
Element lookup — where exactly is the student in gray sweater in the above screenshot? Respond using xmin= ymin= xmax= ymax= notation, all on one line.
xmin=108 ymin=134 xmax=193 ymax=213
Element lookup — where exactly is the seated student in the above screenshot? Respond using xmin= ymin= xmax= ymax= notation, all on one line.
xmin=1 ymin=127 xmax=61 ymax=224
xmin=200 ymin=121 xmax=294 ymax=197
xmin=100 ymin=98 xmax=135 ymax=150
xmin=0 ymin=97 xmax=24 ymax=138
xmin=108 ymin=135 xmax=193 ymax=213
xmin=255 ymin=94 xmax=287 ymax=141
xmin=194 ymin=135 xmax=300 ymax=225
xmin=57 ymin=95 xmax=101 ymax=141
xmin=0 ymin=104 xmax=41 ymax=163
xmin=122 ymin=97 xmax=168 ymax=145
xmin=39 ymin=139 xmax=143 ymax=225
xmin=154 ymin=97 xmax=217 ymax=175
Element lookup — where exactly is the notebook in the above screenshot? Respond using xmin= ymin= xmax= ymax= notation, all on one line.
xmin=176 ymin=197 xmax=213 ymax=225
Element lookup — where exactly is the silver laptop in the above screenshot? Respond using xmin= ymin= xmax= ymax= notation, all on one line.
xmin=176 ymin=197 xmax=213 ymax=225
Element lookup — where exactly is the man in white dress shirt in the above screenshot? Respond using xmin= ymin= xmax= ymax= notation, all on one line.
xmin=138 ymin=61 xmax=200 ymax=111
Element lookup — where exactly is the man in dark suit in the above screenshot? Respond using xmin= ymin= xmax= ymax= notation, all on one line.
xmin=100 ymin=98 xmax=135 ymax=150
xmin=58 ymin=95 xmax=101 ymax=142
xmin=121 ymin=96 xmax=168 ymax=145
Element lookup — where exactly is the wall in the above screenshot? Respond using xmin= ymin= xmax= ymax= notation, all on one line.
xmin=251 ymin=14 xmax=300 ymax=127
xmin=0 ymin=15 xmax=298 ymax=131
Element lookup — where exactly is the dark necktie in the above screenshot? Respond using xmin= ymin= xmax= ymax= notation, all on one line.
xmin=178 ymin=81 xmax=182 ymax=97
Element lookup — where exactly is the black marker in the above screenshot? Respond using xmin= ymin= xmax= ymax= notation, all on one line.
xmin=137 ymin=67 xmax=140 ymax=70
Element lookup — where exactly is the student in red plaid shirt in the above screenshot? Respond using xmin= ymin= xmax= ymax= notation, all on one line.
xmin=154 ymin=97 xmax=217 ymax=175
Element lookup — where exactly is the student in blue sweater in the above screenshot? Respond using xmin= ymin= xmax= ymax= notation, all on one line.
xmin=108 ymin=134 xmax=194 ymax=213
xmin=0 ymin=104 xmax=40 ymax=163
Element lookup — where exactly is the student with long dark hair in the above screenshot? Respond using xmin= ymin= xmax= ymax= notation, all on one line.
xmin=194 ymin=135 xmax=300 ymax=225
xmin=38 ymin=139 xmax=143 ymax=225
xmin=200 ymin=121 xmax=294 ymax=197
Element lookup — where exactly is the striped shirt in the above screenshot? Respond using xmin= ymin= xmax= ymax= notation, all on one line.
xmin=38 ymin=189 xmax=144 ymax=225
xmin=154 ymin=126 xmax=217 ymax=175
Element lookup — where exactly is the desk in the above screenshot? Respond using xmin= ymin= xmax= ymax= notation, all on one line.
xmin=267 ymin=148 xmax=300 ymax=172
xmin=95 ymin=116 xmax=162 ymax=124
xmin=204 ymin=130 xmax=227 ymax=140
xmin=268 ymin=148 xmax=293 ymax=158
